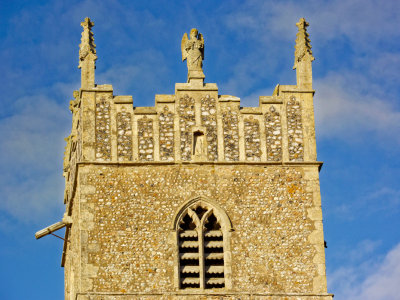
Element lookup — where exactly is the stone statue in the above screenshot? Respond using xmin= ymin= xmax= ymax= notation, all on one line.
xmin=181 ymin=28 xmax=205 ymax=82
xmin=194 ymin=133 xmax=205 ymax=156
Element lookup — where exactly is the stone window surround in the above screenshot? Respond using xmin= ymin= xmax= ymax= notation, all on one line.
xmin=171 ymin=196 xmax=233 ymax=291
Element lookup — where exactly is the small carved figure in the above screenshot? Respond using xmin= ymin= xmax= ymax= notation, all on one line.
xmin=181 ymin=29 xmax=204 ymax=73
xmin=193 ymin=131 xmax=206 ymax=156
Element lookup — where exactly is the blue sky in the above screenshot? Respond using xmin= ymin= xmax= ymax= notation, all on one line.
xmin=0 ymin=0 xmax=399 ymax=299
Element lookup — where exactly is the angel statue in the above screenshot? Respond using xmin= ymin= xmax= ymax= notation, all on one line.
xmin=181 ymin=28 xmax=205 ymax=80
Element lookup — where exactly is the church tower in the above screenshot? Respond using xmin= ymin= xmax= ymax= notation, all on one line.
xmin=41 ymin=17 xmax=333 ymax=299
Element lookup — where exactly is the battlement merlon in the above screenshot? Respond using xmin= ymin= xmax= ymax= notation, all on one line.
xmin=67 ymin=81 xmax=318 ymax=165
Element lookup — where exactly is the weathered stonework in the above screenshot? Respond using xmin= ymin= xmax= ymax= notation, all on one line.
xmin=287 ymin=96 xmax=304 ymax=161
xmin=137 ymin=116 xmax=154 ymax=161
xmin=55 ymin=19 xmax=333 ymax=300
xmin=222 ymin=107 xmax=240 ymax=161
xmin=159 ymin=106 xmax=175 ymax=161
xmin=79 ymin=165 xmax=318 ymax=292
xmin=179 ymin=95 xmax=196 ymax=161
xmin=201 ymin=95 xmax=218 ymax=161
xmin=265 ymin=106 xmax=282 ymax=161
xmin=117 ymin=108 xmax=133 ymax=161
xmin=95 ymin=95 xmax=112 ymax=161
xmin=244 ymin=117 xmax=261 ymax=161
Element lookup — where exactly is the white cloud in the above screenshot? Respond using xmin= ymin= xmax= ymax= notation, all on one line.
xmin=219 ymin=0 xmax=400 ymax=115
xmin=326 ymin=184 xmax=400 ymax=222
xmin=223 ymin=0 xmax=400 ymax=47
xmin=96 ymin=48 xmax=171 ymax=104
xmin=354 ymin=243 xmax=400 ymax=300
xmin=314 ymin=73 xmax=400 ymax=144
xmin=0 ymin=95 xmax=69 ymax=224
xmin=329 ymin=242 xmax=400 ymax=300
xmin=241 ymin=88 xmax=276 ymax=107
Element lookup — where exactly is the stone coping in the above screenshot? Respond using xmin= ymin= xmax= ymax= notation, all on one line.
xmin=114 ymin=95 xmax=133 ymax=104
xmin=75 ymin=291 xmax=334 ymax=297
xmin=240 ymin=107 xmax=263 ymax=115
xmin=155 ymin=94 xmax=175 ymax=103
xmin=133 ymin=107 xmax=157 ymax=114
xmin=259 ymin=96 xmax=283 ymax=104
xmin=76 ymin=161 xmax=323 ymax=168
xmin=277 ymin=85 xmax=315 ymax=95
xmin=175 ymin=82 xmax=218 ymax=92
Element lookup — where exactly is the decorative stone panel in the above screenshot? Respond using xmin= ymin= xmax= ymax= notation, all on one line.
xmin=137 ymin=116 xmax=154 ymax=161
xmin=287 ymin=96 xmax=304 ymax=161
xmin=159 ymin=106 xmax=174 ymax=161
xmin=179 ymin=95 xmax=195 ymax=161
xmin=244 ymin=117 xmax=261 ymax=161
xmin=222 ymin=107 xmax=239 ymax=161
xmin=95 ymin=95 xmax=111 ymax=161
xmin=265 ymin=106 xmax=282 ymax=161
xmin=200 ymin=95 xmax=218 ymax=161
xmin=117 ymin=108 xmax=133 ymax=161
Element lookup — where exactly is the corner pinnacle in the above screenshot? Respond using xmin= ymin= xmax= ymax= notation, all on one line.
xmin=293 ymin=17 xmax=315 ymax=70
xmin=79 ymin=17 xmax=97 ymax=68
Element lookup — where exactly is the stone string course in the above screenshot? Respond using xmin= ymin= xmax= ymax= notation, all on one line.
xmin=79 ymin=165 xmax=319 ymax=294
xmin=75 ymin=296 xmax=331 ymax=300
xmin=159 ymin=106 xmax=175 ymax=161
xmin=287 ymin=96 xmax=304 ymax=161
xmin=179 ymin=95 xmax=195 ymax=161
xmin=244 ymin=117 xmax=262 ymax=161
xmin=265 ymin=106 xmax=283 ymax=161
xmin=201 ymin=95 xmax=218 ymax=161
xmin=137 ymin=116 xmax=154 ymax=161
xmin=95 ymin=96 xmax=112 ymax=161
xmin=117 ymin=108 xmax=133 ymax=161
xmin=222 ymin=107 xmax=240 ymax=161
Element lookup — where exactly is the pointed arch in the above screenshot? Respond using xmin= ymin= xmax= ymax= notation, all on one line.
xmin=172 ymin=196 xmax=233 ymax=290
xmin=171 ymin=196 xmax=233 ymax=232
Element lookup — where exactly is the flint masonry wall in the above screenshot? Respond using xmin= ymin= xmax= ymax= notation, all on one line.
xmin=65 ymin=83 xmax=317 ymax=165
xmin=61 ymin=81 xmax=331 ymax=299
xmin=70 ymin=164 xmax=328 ymax=298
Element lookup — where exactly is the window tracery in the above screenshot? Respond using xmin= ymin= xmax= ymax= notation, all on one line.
xmin=174 ymin=199 xmax=232 ymax=290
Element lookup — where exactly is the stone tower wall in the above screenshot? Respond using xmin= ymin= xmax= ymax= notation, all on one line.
xmin=62 ymin=163 xmax=329 ymax=299
xmin=59 ymin=18 xmax=332 ymax=300
xmin=61 ymin=83 xmax=330 ymax=299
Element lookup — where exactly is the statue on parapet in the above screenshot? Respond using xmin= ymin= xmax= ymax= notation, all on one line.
xmin=181 ymin=28 xmax=205 ymax=82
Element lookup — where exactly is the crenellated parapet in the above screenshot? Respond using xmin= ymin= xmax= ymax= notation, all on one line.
xmin=63 ymin=18 xmax=319 ymax=200
xmin=62 ymin=19 xmax=320 ymax=206
xmin=66 ymin=81 xmax=316 ymax=165
xmin=64 ymin=19 xmax=318 ymax=167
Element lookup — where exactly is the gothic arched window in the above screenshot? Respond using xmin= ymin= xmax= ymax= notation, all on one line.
xmin=172 ymin=197 xmax=233 ymax=290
